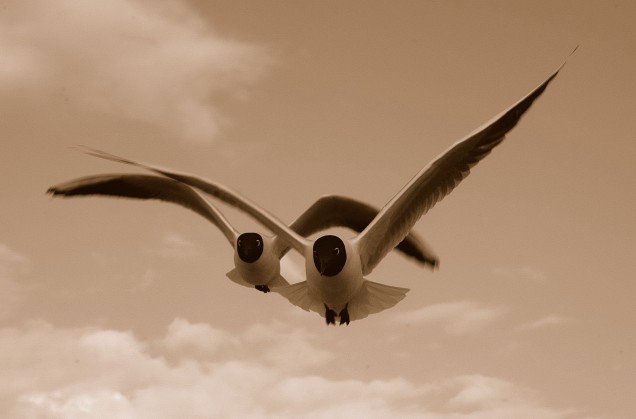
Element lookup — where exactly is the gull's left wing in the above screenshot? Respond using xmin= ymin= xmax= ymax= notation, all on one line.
xmin=47 ymin=174 xmax=239 ymax=246
xmin=355 ymin=59 xmax=569 ymax=275
xmin=80 ymin=148 xmax=312 ymax=255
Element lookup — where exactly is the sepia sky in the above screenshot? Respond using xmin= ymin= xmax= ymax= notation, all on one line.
xmin=1 ymin=0 xmax=635 ymax=417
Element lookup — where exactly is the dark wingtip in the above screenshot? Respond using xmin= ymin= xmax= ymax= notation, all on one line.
xmin=427 ymin=258 xmax=440 ymax=271
xmin=551 ymin=45 xmax=579 ymax=80
xmin=570 ymin=44 xmax=580 ymax=57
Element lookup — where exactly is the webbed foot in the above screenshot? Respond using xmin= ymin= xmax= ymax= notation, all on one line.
xmin=339 ymin=304 xmax=350 ymax=326
xmin=255 ymin=284 xmax=270 ymax=293
xmin=324 ymin=304 xmax=337 ymax=325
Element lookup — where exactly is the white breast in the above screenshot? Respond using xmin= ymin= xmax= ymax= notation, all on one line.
xmin=234 ymin=236 xmax=280 ymax=286
xmin=304 ymin=238 xmax=363 ymax=312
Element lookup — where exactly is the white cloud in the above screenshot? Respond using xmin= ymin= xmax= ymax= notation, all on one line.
xmin=129 ymin=268 xmax=157 ymax=292
xmin=516 ymin=315 xmax=572 ymax=332
xmin=242 ymin=320 xmax=333 ymax=372
xmin=440 ymin=375 xmax=576 ymax=419
xmin=147 ymin=232 xmax=199 ymax=259
xmin=0 ymin=244 xmax=30 ymax=319
xmin=391 ymin=301 xmax=506 ymax=335
xmin=0 ymin=318 xmax=578 ymax=418
xmin=448 ymin=375 xmax=529 ymax=409
xmin=0 ymin=243 xmax=26 ymax=262
xmin=161 ymin=317 xmax=238 ymax=357
xmin=0 ymin=261 xmax=27 ymax=309
xmin=0 ymin=0 xmax=274 ymax=143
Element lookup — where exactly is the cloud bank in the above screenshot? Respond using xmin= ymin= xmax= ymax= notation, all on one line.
xmin=391 ymin=301 xmax=506 ymax=336
xmin=0 ymin=244 xmax=30 ymax=319
xmin=516 ymin=315 xmax=572 ymax=332
xmin=0 ymin=0 xmax=273 ymax=143
xmin=0 ymin=318 xmax=578 ymax=418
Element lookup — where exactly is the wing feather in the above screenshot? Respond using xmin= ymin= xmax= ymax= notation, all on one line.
xmin=273 ymin=195 xmax=438 ymax=268
xmin=47 ymin=174 xmax=238 ymax=245
xmin=355 ymin=63 xmax=565 ymax=275
xmin=79 ymin=148 xmax=310 ymax=254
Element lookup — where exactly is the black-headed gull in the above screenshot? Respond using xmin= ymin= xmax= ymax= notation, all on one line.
xmin=48 ymin=174 xmax=435 ymax=292
xmin=81 ymin=57 xmax=568 ymax=325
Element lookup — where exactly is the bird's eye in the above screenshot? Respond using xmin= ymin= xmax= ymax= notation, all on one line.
xmin=333 ymin=248 xmax=340 ymax=255
xmin=237 ymin=239 xmax=242 ymax=247
xmin=256 ymin=239 xmax=261 ymax=247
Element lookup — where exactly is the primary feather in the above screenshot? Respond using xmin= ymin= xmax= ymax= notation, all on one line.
xmin=355 ymin=64 xmax=563 ymax=275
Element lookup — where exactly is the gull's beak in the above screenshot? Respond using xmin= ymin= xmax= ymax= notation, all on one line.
xmin=317 ymin=258 xmax=327 ymax=276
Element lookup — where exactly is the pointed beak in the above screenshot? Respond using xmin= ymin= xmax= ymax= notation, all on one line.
xmin=318 ymin=259 xmax=327 ymax=276
xmin=317 ymin=258 xmax=326 ymax=276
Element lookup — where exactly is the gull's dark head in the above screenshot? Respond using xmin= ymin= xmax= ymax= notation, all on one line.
xmin=237 ymin=232 xmax=263 ymax=263
xmin=313 ymin=235 xmax=346 ymax=276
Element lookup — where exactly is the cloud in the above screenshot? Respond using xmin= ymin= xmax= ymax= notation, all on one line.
xmin=0 ymin=318 xmax=578 ymax=418
xmin=241 ymin=320 xmax=333 ymax=372
xmin=0 ymin=0 xmax=274 ymax=143
xmin=0 ymin=244 xmax=31 ymax=319
xmin=516 ymin=315 xmax=572 ymax=332
xmin=147 ymin=232 xmax=199 ymax=259
xmin=129 ymin=269 xmax=157 ymax=292
xmin=0 ymin=243 xmax=30 ymax=272
xmin=161 ymin=317 xmax=239 ymax=357
xmin=0 ymin=278 xmax=21 ymax=320
xmin=492 ymin=266 xmax=548 ymax=282
xmin=391 ymin=301 xmax=506 ymax=335
xmin=439 ymin=375 xmax=576 ymax=419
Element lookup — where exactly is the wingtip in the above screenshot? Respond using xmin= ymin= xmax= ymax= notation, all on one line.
xmin=47 ymin=185 xmax=69 ymax=196
xmin=73 ymin=144 xmax=98 ymax=156
xmin=553 ymin=44 xmax=579 ymax=76
xmin=525 ymin=46 xmax=577 ymax=101
xmin=81 ymin=146 xmax=108 ymax=159
xmin=569 ymin=44 xmax=580 ymax=57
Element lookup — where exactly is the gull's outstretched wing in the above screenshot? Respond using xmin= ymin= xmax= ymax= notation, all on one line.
xmin=47 ymin=174 xmax=239 ymax=246
xmin=273 ymin=195 xmax=439 ymax=268
xmin=355 ymin=60 xmax=567 ymax=275
xmin=80 ymin=148 xmax=311 ymax=254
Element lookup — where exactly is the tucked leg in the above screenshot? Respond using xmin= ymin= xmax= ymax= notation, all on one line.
xmin=339 ymin=303 xmax=350 ymax=326
xmin=255 ymin=284 xmax=270 ymax=293
xmin=324 ymin=304 xmax=337 ymax=325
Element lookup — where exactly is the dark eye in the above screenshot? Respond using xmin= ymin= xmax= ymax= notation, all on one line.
xmin=333 ymin=248 xmax=340 ymax=255
xmin=256 ymin=239 xmax=261 ymax=247
xmin=237 ymin=239 xmax=242 ymax=247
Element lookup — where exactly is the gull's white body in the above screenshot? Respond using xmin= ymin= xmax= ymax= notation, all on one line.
xmin=304 ymin=240 xmax=363 ymax=312
xmin=77 ymin=50 xmax=574 ymax=323
xmin=230 ymin=235 xmax=282 ymax=288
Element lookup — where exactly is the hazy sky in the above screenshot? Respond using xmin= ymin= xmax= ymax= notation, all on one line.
xmin=1 ymin=0 xmax=635 ymax=417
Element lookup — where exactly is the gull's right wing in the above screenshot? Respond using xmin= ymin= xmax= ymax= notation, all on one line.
xmin=275 ymin=194 xmax=439 ymax=268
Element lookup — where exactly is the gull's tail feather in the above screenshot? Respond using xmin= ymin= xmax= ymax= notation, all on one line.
xmin=226 ymin=269 xmax=290 ymax=289
xmin=273 ymin=281 xmax=325 ymax=316
xmin=346 ymin=280 xmax=409 ymax=322
xmin=268 ymin=274 xmax=290 ymax=288
xmin=275 ymin=279 xmax=408 ymax=323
